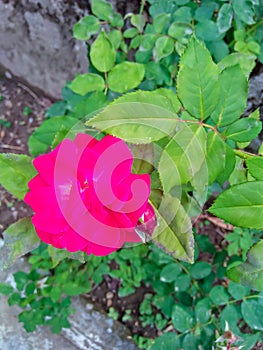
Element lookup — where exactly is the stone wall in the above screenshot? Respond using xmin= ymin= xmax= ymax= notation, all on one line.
xmin=0 ymin=0 xmax=142 ymax=98
xmin=0 ymin=0 xmax=90 ymax=98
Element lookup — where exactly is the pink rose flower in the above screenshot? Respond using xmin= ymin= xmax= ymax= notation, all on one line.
xmin=24 ymin=133 xmax=155 ymax=256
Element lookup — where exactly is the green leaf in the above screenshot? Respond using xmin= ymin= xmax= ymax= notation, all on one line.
xmin=227 ymin=240 xmax=263 ymax=291
xmin=216 ymin=143 xmax=236 ymax=185
xmin=189 ymin=262 xmax=212 ymax=279
xmin=217 ymin=3 xmax=233 ymax=33
xmin=0 ymin=218 xmax=40 ymax=271
xmin=206 ymin=40 xmax=229 ymax=62
xmin=0 ymin=283 xmax=13 ymax=295
xmin=209 ymin=181 xmax=263 ymax=229
xmin=220 ymin=304 xmax=240 ymax=334
xmin=28 ymin=116 xmax=78 ymax=157
xmin=232 ymin=0 xmax=256 ymax=25
xmin=246 ymin=157 xmax=263 ymax=180
xmin=150 ymin=194 xmax=194 ymax=263
xmin=224 ymin=118 xmax=262 ymax=142
xmin=0 ymin=153 xmax=37 ymax=199
xmin=131 ymin=14 xmax=145 ymax=33
xmin=175 ymin=0 xmax=190 ymax=4
xmin=160 ymin=263 xmax=182 ymax=283
xmin=72 ymin=91 xmax=108 ymax=119
xmin=123 ymin=28 xmax=138 ymax=39
xmin=73 ymin=15 xmax=100 ymax=40
xmin=168 ymin=22 xmax=193 ymax=40
xmin=150 ymin=332 xmax=180 ymax=350
xmin=91 ymin=0 xmax=114 ymax=21
xmin=209 ymin=285 xmax=230 ymax=305
xmin=195 ymin=298 xmax=212 ymax=324
xmin=206 ymin=132 xmax=226 ymax=184
xmin=218 ymin=52 xmax=256 ymax=77
xmin=241 ymin=299 xmax=263 ymax=330
xmin=86 ymin=90 xmax=179 ymax=143
xmin=154 ymin=36 xmax=174 ymax=61
xmin=159 ymin=124 xmax=207 ymax=191
xmin=182 ymin=333 xmax=198 ymax=349
xmin=108 ymin=29 xmax=122 ymax=49
xmin=177 ymin=36 xmax=220 ymax=120
xmin=69 ymin=73 xmax=105 ymax=95
xmin=172 ymin=305 xmax=195 ymax=332
xmin=229 ymin=157 xmax=247 ymax=186
xmin=90 ymin=31 xmax=116 ymax=72
xmin=195 ymin=20 xmax=220 ymax=42
xmin=48 ymin=246 xmax=85 ymax=268
xmin=153 ymin=13 xmax=171 ymax=33
xmin=194 ymin=4 xmax=216 ymax=22
xmin=211 ymin=65 xmax=248 ymax=127
xmin=227 ymin=281 xmax=250 ymax=300
xmin=108 ymin=62 xmax=145 ymax=93
xmin=174 ymin=274 xmax=191 ymax=292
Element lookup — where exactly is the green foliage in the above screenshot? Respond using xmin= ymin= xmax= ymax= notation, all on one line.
xmin=227 ymin=240 xmax=263 ymax=291
xmin=0 ymin=154 xmax=37 ymax=199
xmin=0 ymin=218 xmax=40 ymax=271
xmin=209 ymin=182 xmax=263 ymax=230
xmin=2 ymin=236 xmax=263 ymax=348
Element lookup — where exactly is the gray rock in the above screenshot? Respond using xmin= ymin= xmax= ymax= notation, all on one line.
xmin=0 ymin=1 xmax=88 ymax=99
xmin=62 ymin=298 xmax=138 ymax=350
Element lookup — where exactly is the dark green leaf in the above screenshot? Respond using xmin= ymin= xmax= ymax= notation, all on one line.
xmin=172 ymin=305 xmax=194 ymax=332
xmin=228 ymin=281 xmax=250 ymax=300
xmin=150 ymin=332 xmax=180 ymax=350
xmin=174 ymin=274 xmax=191 ymax=292
xmin=195 ymin=20 xmax=220 ymax=42
xmin=190 ymin=262 xmax=212 ymax=279
xmin=209 ymin=285 xmax=230 ymax=305
xmin=0 ymin=283 xmax=13 ymax=295
xmin=0 ymin=153 xmax=37 ymax=199
xmin=241 ymin=299 xmax=263 ymax=330
xmin=160 ymin=263 xmax=182 ymax=283
xmin=220 ymin=304 xmax=240 ymax=334
xmin=195 ymin=298 xmax=212 ymax=324
xmin=194 ymin=3 xmax=217 ymax=22
xmin=28 ymin=116 xmax=78 ymax=157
